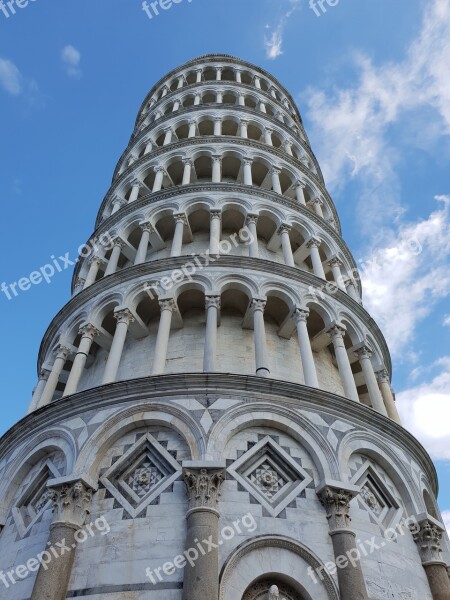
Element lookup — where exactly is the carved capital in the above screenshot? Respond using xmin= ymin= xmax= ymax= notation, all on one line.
xmin=328 ymin=257 xmax=342 ymax=268
xmin=159 ymin=298 xmax=176 ymax=312
xmin=210 ymin=209 xmax=222 ymax=220
xmin=412 ymin=519 xmax=444 ymax=564
xmin=55 ymin=345 xmax=71 ymax=361
xmin=89 ymin=256 xmax=105 ymax=268
xmin=306 ymin=237 xmax=321 ymax=249
xmin=75 ymin=277 xmax=86 ymax=289
xmin=205 ymin=295 xmax=221 ymax=310
xmin=49 ymin=481 xmax=93 ymax=529
xmin=318 ymin=486 xmax=356 ymax=531
xmin=112 ymin=237 xmax=125 ymax=250
xmin=114 ymin=308 xmax=135 ymax=326
xmin=251 ymin=298 xmax=267 ymax=313
xmin=183 ymin=467 xmax=225 ymax=511
xmin=277 ymin=223 xmax=291 ymax=235
xmin=376 ymin=369 xmax=390 ymax=384
xmin=246 ymin=213 xmax=259 ymax=226
xmin=355 ymin=344 xmax=373 ymax=361
xmin=139 ymin=221 xmax=155 ymax=234
xmin=327 ymin=323 xmax=347 ymax=342
xmin=78 ymin=323 xmax=100 ymax=340
xmin=293 ymin=308 xmax=309 ymax=324
xmin=174 ymin=213 xmax=188 ymax=226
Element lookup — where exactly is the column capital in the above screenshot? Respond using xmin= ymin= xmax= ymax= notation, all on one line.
xmin=182 ymin=157 xmax=193 ymax=167
xmin=294 ymin=178 xmax=307 ymax=189
xmin=293 ymin=308 xmax=309 ymax=323
xmin=271 ymin=166 xmax=282 ymax=175
xmin=183 ymin=465 xmax=225 ymax=512
xmin=131 ymin=178 xmax=143 ymax=188
xmin=54 ymin=344 xmax=71 ymax=361
xmin=411 ymin=518 xmax=445 ymax=565
xmin=48 ymin=480 xmax=94 ymax=529
xmin=111 ymin=236 xmax=125 ymax=250
xmin=159 ymin=298 xmax=177 ymax=312
xmin=213 ymin=115 xmax=222 ymax=122
xmin=114 ymin=308 xmax=135 ymax=326
xmin=375 ymin=368 xmax=390 ymax=384
xmin=112 ymin=197 xmax=127 ymax=209
xmin=74 ymin=277 xmax=86 ymax=290
xmin=246 ymin=213 xmax=259 ymax=225
xmin=240 ymin=118 xmax=249 ymax=125
xmin=205 ymin=295 xmax=221 ymax=310
xmin=354 ymin=343 xmax=373 ymax=361
xmin=327 ymin=323 xmax=347 ymax=340
xmin=89 ymin=255 xmax=105 ymax=268
xmin=328 ymin=257 xmax=343 ymax=268
xmin=153 ymin=164 xmax=165 ymax=174
xmin=39 ymin=368 xmax=51 ymax=380
xmin=306 ymin=237 xmax=321 ymax=249
xmin=173 ymin=212 xmax=188 ymax=226
xmin=277 ymin=223 xmax=291 ymax=235
xmin=78 ymin=323 xmax=100 ymax=340
xmin=139 ymin=221 xmax=155 ymax=234
xmin=163 ymin=125 xmax=173 ymax=133
xmin=317 ymin=484 xmax=359 ymax=531
xmin=242 ymin=156 xmax=253 ymax=166
xmin=251 ymin=297 xmax=267 ymax=313
xmin=211 ymin=154 xmax=222 ymax=162
xmin=188 ymin=118 xmax=197 ymax=126
xmin=210 ymin=209 xmax=222 ymax=220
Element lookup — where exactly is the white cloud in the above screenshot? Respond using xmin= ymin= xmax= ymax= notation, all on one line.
xmin=442 ymin=510 xmax=450 ymax=536
xmin=0 ymin=58 xmax=22 ymax=96
xmin=264 ymin=0 xmax=301 ymax=60
xmin=397 ymin=358 xmax=450 ymax=461
xmin=303 ymin=0 xmax=450 ymax=234
xmin=61 ymin=45 xmax=82 ymax=78
xmin=358 ymin=196 xmax=450 ymax=359
xmin=443 ymin=315 xmax=450 ymax=327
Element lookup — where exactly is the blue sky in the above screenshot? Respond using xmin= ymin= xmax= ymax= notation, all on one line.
xmin=0 ymin=0 xmax=449 ymax=523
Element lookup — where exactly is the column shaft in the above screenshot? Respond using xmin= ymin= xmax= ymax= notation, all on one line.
xmin=246 ymin=216 xmax=259 ymax=258
xmin=329 ymin=326 xmax=359 ymax=402
xmin=203 ymin=297 xmax=220 ymax=372
xmin=151 ymin=300 xmax=174 ymax=375
xmin=39 ymin=347 xmax=70 ymax=407
xmin=102 ymin=310 xmax=134 ymax=384
xmin=377 ymin=370 xmax=401 ymax=424
xmin=212 ymin=156 xmax=221 ymax=183
xmin=171 ymin=215 xmax=186 ymax=257
xmin=63 ymin=325 xmax=98 ymax=397
xmin=135 ymin=224 xmax=152 ymax=265
xmin=308 ymin=241 xmax=326 ymax=279
xmin=357 ymin=349 xmax=388 ymax=415
xmin=294 ymin=310 xmax=319 ymax=388
xmin=243 ymin=160 xmax=253 ymax=185
xmin=104 ymin=241 xmax=123 ymax=277
xmin=279 ymin=226 xmax=295 ymax=267
xmin=252 ymin=299 xmax=269 ymax=377
xmin=209 ymin=212 xmax=221 ymax=256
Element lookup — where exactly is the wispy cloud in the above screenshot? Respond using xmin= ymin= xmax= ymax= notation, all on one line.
xmin=0 ymin=58 xmax=22 ymax=96
xmin=442 ymin=510 xmax=450 ymax=536
xmin=443 ymin=314 xmax=450 ymax=327
xmin=303 ymin=0 xmax=450 ymax=235
xmin=397 ymin=357 xmax=450 ymax=461
xmin=265 ymin=0 xmax=301 ymax=60
xmin=359 ymin=196 xmax=450 ymax=359
xmin=61 ymin=45 xmax=82 ymax=78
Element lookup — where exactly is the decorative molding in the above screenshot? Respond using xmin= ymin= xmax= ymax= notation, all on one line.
xmin=183 ymin=467 xmax=225 ymax=510
xmin=48 ymin=481 xmax=93 ymax=529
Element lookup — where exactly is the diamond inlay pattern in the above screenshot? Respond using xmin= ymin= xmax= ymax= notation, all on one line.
xmin=249 ymin=462 xmax=287 ymax=499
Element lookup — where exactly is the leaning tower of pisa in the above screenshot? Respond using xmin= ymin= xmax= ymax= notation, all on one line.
xmin=0 ymin=55 xmax=449 ymax=600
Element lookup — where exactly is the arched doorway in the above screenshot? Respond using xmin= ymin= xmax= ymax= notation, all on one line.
xmin=243 ymin=579 xmax=304 ymax=600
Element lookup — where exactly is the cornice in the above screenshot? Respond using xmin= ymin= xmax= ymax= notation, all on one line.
xmin=0 ymin=374 xmax=437 ymax=494
xmin=114 ymin=103 xmax=322 ymax=185
xmin=97 ymin=137 xmax=337 ymax=231
xmin=45 ymin=255 xmax=389 ymax=375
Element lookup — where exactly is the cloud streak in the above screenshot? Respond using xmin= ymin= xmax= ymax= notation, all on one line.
xmin=265 ymin=0 xmax=301 ymax=60
xmin=61 ymin=45 xmax=82 ymax=78
xmin=0 ymin=58 xmax=22 ymax=96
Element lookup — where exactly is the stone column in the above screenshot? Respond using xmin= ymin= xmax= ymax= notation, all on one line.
xmin=216 ymin=67 xmax=222 ymax=81
xmin=128 ymin=180 xmax=142 ymax=203
xmin=182 ymin=464 xmax=225 ymax=600
xmin=345 ymin=278 xmax=360 ymax=303
xmin=259 ymin=101 xmax=267 ymax=114
xmin=182 ymin=159 xmax=193 ymax=185
xmin=212 ymin=155 xmax=222 ymax=183
xmin=254 ymin=76 xmax=261 ymax=89
xmin=238 ymin=93 xmax=245 ymax=107
xmin=134 ymin=222 xmax=154 ymax=265
xmin=411 ymin=518 xmax=450 ymax=600
xmin=173 ymin=100 xmax=181 ymax=112
xmin=209 ymin=210 xmax=222 ymax=256
xmin=161 ymin=86 xmax=168 ymax=97
xmin=214 ymin=117 xmax=222 ymax=136
xmin=171 ymin=213 xmax=187 ymax=257
xmin=163 ymin=127 xmax=173 ymax=145
xmin=102 ymin=309 xmax=135 ymax=384
xmin=243 ymin=158 xmax=253 ymax=185
xmin=271 ymin=167 xmax=282 ymax=194
xmin=151 ymin=299 xmax=175 ymax=375
xmin=294 ymin=309 xmax=319 ymax=388
xmin=188 ymin=120 xmax=197 ymax=138
xmin=111 ymin=197 xmax=126 ymax=214
xmin=196 ymin=69 xmax=203 ymax=83
xmin=39 ymin=346 xmax=71 ymax=407
xmin=104 ymin=238 xmax=124 ymax=277
xmin=177 ymin=75 xmax=185 ymax=89
xmin=328 ymin=325 xmax=359 ymax=402
xmin=309 ymin=198 xmax=324 ymax=218
xmin=63 ymin=324 xmax=100 ymax=397
xmin=28 ymin=369 xmax=50 ymax=413
xmin=144 ymin=140 xmax=153 ymax=154
xmin=246 ymin=214 xmax=259 ymax=258
xmin=240 ymin=120 xmax=248 ymax=139
xmin=73 ymin=277 xmax=85 ymax=295
xmin=283 ymin=140 xmax=293 ymax=156
xmin=355 ymin=346 xmax=388 ymax=416
xmin=31 ymin=481 xmax=94 ymax=600
xmin=152 ymin=166 xmax=165 ymax=192
xmin=270 ymin=86 xmax=277 ymax=98
xmin=252 ymin=298 xmax=270 ymax=377
xmin=295 ymin=180 xmax=307 ymax=205
xmin=216 ymin=90 xmax=223 ymax=104
xmin=278 ymin=224 xmax=295 ymax=267
xmin=203 ymin=296 xmax=220 ymax=372
xmin=376 ymin=369 xmax=401 ymax=424
xmin=307 ymin=238 xmax=326 ymax=280
xmin=317 ymin=484 xmax=369 ymax=600
xmin=194 ymin=94 xmax=201 ymax=106
xmin=234 ymin=68 xmax=242 ymax=83
xmin=84 ymin=256 xmax=105 ymax=288
xmin=328 ymin=259 xmax=346 ymax=291
xmin=264 ymin=128 xmax=273 ymax=146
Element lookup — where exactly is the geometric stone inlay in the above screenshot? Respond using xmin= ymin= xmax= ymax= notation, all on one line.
xmin=12 ymin=458 xmax=62 ymax=538
xmin=101 ymin=433 xmax=182 ymax=518
xmin=228 ymin=436 xmax=313 ymax=517
xmin=350 ymin=462 xmax=402 ymax=530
